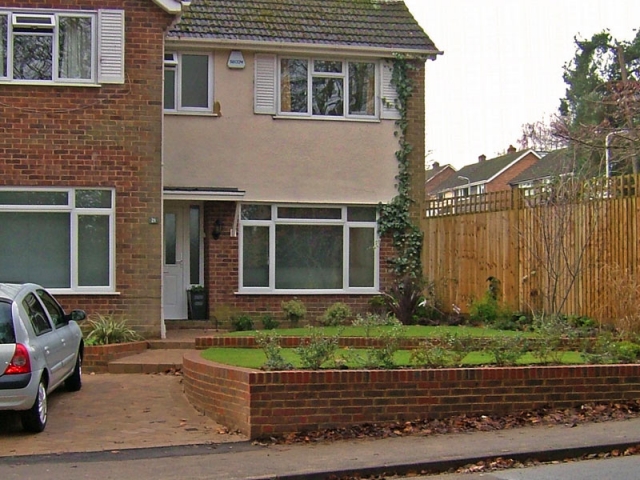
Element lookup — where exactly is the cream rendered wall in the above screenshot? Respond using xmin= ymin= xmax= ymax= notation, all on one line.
xmin=163 ymin=49 xmax=400 ymax=204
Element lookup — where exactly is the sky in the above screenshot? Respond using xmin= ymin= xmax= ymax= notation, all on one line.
xmin=404 ymin=0 xmax=640 ymax=169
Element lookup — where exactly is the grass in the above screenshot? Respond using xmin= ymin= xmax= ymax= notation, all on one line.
xmin=200 ymin=347 xmax=586 ymax=370
xmin=222 ymin=325 xmax=535 ymax=338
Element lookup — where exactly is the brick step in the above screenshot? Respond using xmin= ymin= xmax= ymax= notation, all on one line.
xmin=107 ymin=349 xmax=190 ymax=374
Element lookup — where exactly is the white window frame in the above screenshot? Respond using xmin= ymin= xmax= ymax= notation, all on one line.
xmin=0 ymin=8 xmax=124 ymax=85
xmin=239 ymin=204 xmax=379 ymax=294
xmin=163 ymin=51 xmax=214 ymax=113
xmin=277 ymin=56 xmax=379 ymax=120
xmin=0 ymin=187 xmax=116 ymax=294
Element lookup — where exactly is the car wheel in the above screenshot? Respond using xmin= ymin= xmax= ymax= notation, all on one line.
xmin=22 ymin=378 xmax=48 ymax=433
xmin=66 ymin=353 xmax=82 ymax=392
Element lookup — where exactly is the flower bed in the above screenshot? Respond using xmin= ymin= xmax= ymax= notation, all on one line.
xmin=182 ymin=349 xmax=640 ymax=440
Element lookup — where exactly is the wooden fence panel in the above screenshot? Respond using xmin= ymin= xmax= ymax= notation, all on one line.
xmin=422 ymin=174 xmax=640 ymax=321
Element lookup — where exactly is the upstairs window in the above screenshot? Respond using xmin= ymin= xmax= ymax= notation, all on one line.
xmin=0 ymin=9 xmax=125 ymax=85
xmin=254 ymin=54 xmax=399 ymax=120
xmin=164 ymin=52 xmax=213 ymax=113
xmin=279 ymin=58 xmax=376 ymax=118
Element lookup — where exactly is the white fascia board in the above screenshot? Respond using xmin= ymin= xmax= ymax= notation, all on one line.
xmin=163 ymin=190 xmax=245 ymax=201
xmin=486 ymin=149 xmax=542 ymax=184
xmin=152 ymin=0 xmax=182 ymax=14
xmin=164 ymin=37 xmax=443 ymax=60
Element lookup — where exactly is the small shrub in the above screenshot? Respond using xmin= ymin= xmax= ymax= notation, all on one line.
xmin=282 ymin=299 xmax=306 ymax=327
xmin=255 ymin=331 xmax=293 ymax=371
xmin=581 ymin=333 xmax=640 ymax=364
xmin=231 ymin=314 xmax=254 ymax=332
xmin=84 ymin=314 xmax=142 ymax=346
xmin=319 ymin=302 xmax=352 ymax=326
xmin=381 ymin=276 xmax=426 ymax=325
xmin=352 ymin=323 xmax=404 ymax=369
xmin=295 ymin=326 xmax=342 ymax=369
xmin=485 ymin=335 xmax=527 ymax=366
xmin=352 ymin=312 xmax=400 ymax=337
xmin=368 ymin=295 xmax=387 ymax=315
xmin=261 ymin=314 xmax=279 ymax=330
xmin=529 ymin=314 xmax=574 ymax=364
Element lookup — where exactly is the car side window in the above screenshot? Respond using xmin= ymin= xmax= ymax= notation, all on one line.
xmin=0 ymin=302 xmax=16 ymax=344
xmin=22 ymin=293 xmax=53 ymax=336
xmin=36 ymin=289 xmax=66 ymax=328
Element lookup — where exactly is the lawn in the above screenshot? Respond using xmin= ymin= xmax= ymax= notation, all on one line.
xmin=221 ymin=325 xmax=535 ymax=338
xmin=200 ymin=347 xmax=585 ymax=369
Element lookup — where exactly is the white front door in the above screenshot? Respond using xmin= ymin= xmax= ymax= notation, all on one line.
xmin=163 ymin=204 xmax=187 ymax=319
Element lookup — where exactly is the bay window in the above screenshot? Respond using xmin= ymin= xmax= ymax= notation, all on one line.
xmin=240 ymin=205 xmax=378 ymax=293
xmin=0 ymin=188 xmax=115 ymax=292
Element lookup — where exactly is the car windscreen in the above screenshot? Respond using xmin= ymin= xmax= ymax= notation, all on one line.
xmin=0 ymin=301 xmax=16 ymax=344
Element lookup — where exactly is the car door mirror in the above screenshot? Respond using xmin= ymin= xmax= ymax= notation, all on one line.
xmin=67 ymin=310 xmax=87 ymax=322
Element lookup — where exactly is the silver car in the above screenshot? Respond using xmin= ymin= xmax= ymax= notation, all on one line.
xmin=0 ymin=283 xmax=85 ymax=432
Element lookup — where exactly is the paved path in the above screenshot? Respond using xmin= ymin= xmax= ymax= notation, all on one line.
xmin=0 ymin=373 xmax=245 ymax=457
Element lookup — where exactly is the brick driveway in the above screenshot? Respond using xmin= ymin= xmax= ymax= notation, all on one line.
xmin=0 ymin=373 xmax=245 ymax=457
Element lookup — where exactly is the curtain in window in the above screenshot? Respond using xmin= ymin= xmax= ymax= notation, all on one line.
xmin=349 ymin=62 xmax=375 ymax=116
xmin=0 ymin=212 xmax=71 ymax=287
xmin=59 ymin=16 xmax=92 ymax=79
xmin=0 ymin=15 xmax=6 ymax=77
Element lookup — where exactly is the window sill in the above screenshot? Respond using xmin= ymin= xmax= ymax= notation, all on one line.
xmin=235 ymin=289 xmax=379 ymax=296
xmin=49 ymin=290 xmax=121 ymax=296
xmin=272 ymin=115 xmax=380 ymax=124
xmin=164 ymin=111 xmax=219 ymax=117
xmin=0 ymin=80 xmax=101 ymax=88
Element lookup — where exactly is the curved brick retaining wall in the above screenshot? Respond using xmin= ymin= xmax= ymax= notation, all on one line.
xmin=182 ymin=351 xmax=640 ymax=439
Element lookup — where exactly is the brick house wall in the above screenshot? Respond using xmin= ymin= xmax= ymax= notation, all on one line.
xmin=0 ymin=0 xmax=174 ymax=337
xmin=199 ymin=60 xmax=427 ymax=327
xmin=486 ymin=152 xmax=540 ymax=193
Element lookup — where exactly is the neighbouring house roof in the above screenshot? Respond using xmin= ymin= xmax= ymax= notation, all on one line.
xmin=425 ymin=162 xmax=456 ymax=195
xmin=435 ymin=149 xmax=541 ymax=192
xmin=167 ymin=0 xmax=441 ymax=55
xmin=508 ymin=148 xmax=575 ymax=186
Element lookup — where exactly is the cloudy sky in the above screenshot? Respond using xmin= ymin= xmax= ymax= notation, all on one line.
xmin=404 ymin=0 xmax=640 ymax=169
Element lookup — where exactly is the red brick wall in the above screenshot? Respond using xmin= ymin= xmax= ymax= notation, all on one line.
xmin=183 ymin=352 xmax=640 ymax=439
xmin=0 ymin=1 xmax=174 ymax=337
xmin=486 ymin=152 xmax=540 ymax=192
xmin=203 ymin=202 xmax=397 ymax=327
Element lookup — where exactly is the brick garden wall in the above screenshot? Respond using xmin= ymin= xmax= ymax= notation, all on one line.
xmin=0 ymin=0 xmax=174 ymax=337
xmin=183 ymin=351 xmax=640 ymax=439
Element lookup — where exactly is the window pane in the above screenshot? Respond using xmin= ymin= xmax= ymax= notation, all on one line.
xmin=241 ymin=204 xmax=271 ymax=220
xmin=0 ymin=212 xmax=70 ymax=287
xmin=0 ymin=190 xmax=68 ymax=206
xmin=0 ymin=15 xmax=7 ymax=77
xmin=189 ymin=206 xmax=200 ymax=285
xmin=181 ymin=54 xmax=209 ymax=108
xmin=278 ymin=207 xmax=341 ymax=219
xmin=347 ymin=207 xmax=376 ymax=222
xmin=314 ymin=60 xmax=342 ymax=73
xmin=0 ymin=302 xmax=15 ymax=344
xmin=243 ymin=226 xmax=269 ymax=287
xmin=349 ymin=228 xmax=375 ymax=287
xmin=76 ymin=189 xmax=111 ymax=208
xmin=78 ymin=215 xmax=109 ymax=286
xmin=13 ymin=34 xmax=53 ymax=80
xmin=164 ymin=213 xmax=177 ymax=265
xmin=280 ymin=58 xmax=308 ymax=113
xmin=164 ymin=67 xmax=176 ymax=110
xmin=349 ymin=62 xmax=375 ymax=116
xmin=23 ymin=294 xmax=52 ymax=336
xmin=275 ymin=225 xmax=342 ymax=289
xmin=58 ymin=16 xmax=92 ymax=79
xmin=312 ymin=77 xmax=343 ymax=116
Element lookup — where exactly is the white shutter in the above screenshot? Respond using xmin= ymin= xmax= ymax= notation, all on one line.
xmin=254 ymin=54 xmax=277 ymax=115
xmin=380 ymin=60 xmax=401 ymax=120
xmin=98 ymin=10 xmax=125 ymax=84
